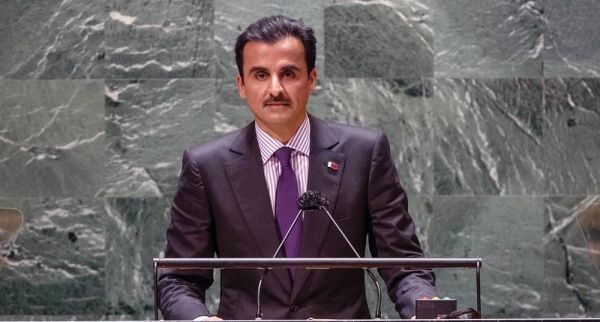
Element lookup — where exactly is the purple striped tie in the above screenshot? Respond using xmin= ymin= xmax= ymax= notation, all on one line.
xmin=274 ymin=147 xmax=302 ymax=278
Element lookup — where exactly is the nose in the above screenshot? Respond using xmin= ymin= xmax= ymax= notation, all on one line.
xmin=268 ymin=76 xmax=284 ymax=98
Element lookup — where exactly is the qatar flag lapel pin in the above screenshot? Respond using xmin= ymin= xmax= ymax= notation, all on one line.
xmin=327 ymin=161 xmax=339 ymax=171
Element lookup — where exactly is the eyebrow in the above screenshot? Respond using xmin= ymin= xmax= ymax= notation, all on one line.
xmin=280 ymin=64 xmax=301 ymax=72
xmin=248 ymin=66 xmax=268 ymax=74
xmin=247 ymin=64 xmax=301 ymax=75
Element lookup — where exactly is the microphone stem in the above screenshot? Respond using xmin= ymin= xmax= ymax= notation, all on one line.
xmin=365 ymin=269 xmax=382 ymax=319
xmin=256 ymin=209 xmax=303 ymax=320
xmin=319 ymin=206 xmax=360 ymax=257
xmin=320 ymin=206 xmax=383 ymax=319
xmin=255 ymin=269 xmax=269 ymax=320
xmin=272 ymin=209 xmax=303 ymax=259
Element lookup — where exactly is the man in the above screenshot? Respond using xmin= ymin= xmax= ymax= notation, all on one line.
xmin=158 ymin=15 xmax=437 ymax=320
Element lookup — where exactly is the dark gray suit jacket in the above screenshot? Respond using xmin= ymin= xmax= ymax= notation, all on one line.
xmin=158 ymin=114 xmax=437 ymax=320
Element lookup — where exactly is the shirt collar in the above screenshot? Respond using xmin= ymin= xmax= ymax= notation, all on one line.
xmin=255 ymin=114 xmax=311 ymax=164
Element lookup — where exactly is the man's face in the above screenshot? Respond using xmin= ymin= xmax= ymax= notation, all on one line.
xmin=236 ymin=37 xmax=317 ymax=140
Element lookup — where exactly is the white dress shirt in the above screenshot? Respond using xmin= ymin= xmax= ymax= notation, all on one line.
xmin=255 ymin=115 xmax=310 ymax=214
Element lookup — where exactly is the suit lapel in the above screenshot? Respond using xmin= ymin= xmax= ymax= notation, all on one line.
xmin=225 ymin=123 xmax=292 ymax=291
xmin=292 ymin=115 xmax=345 ymax=299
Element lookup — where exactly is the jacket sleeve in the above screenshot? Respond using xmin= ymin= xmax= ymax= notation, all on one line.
xmin=157 ymin=148 xmax=216 ymax=320
xmin=366 ymin=132 xmax=438 ymax=319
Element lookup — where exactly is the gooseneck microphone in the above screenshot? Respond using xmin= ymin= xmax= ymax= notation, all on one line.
xmin=256 ymin=199 xmax=305 ymax=320
xmin=300 ymin=191 xmax=382 ymax=319
xmin=255 ymin=190 xmax=383 ymax=320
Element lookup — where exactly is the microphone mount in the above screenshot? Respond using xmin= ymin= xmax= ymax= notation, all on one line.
xmin=256 ymin=207 xmax=304 ymax=320
xmin=255 ymin=190 xmax=383 ymax=320
xmin=311 ymin=195 xmax=382 ymax=320
xmin=297 ymin=190 xmax=329 ymax=210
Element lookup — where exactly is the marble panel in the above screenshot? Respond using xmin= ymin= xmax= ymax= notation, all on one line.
xmin=431 ymin=78 xmax=546 ymax=195
xmin=427 ymin=195 xmax=600 ymax=318
xmin=321 ymin=78 xmax=434 ymax=195
xmin=0 ymin=0 xmax=105 ymax=79
xmin=408 ymin=195 xmax=435 ymax=257
xmin=301 ymin=75 xmax=328 ymax=117
xmin=105 ymin=0 xmax=214 ymax=79
xmin=324 ymin=0 xmax=433 ymax=78
xmin=203 ymin=268 xmax=221 ymax=318
xmin=544 ymin=0 xmax=600 ymax=77
xmin=104 ymin=197 xmax=170 ymax=318
xmin=433 ymin=0 xmax=544 ymax=78
xmin=213 ymin=0 xmax=324 ymax=78
xmin=103 ymin=79 xmax=253 ymax=199
xmin=0 ymin=80 xmax=106 ymax=198
xmin=543 ymin=195 xmax=600 ymax=317
xmin=215 ymin=78 xmax=257 ymax=125
xmin=541 ymin=78 xmax=600 ymax=194
xmin=0 ymin=198 xmax=105 ymax=316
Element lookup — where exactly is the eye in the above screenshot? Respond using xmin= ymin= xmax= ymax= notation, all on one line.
xmin=282 ymin=70 xmax=295 ymax=78
xmin=255 ymin=72 xmax=267 ymax=80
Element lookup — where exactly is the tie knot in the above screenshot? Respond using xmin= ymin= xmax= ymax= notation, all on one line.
xmin=274 ymin=147 xmax=293 ymax=167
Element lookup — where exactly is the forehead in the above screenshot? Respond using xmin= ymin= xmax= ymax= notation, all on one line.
xmin=242 ymin=37 xmax=306 ymax=72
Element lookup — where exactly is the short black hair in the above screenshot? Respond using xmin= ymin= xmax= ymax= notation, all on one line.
xmin=234 ymin=15 xmax=317 ymax=81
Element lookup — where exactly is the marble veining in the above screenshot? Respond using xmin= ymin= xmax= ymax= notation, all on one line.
xmin=543 ymin=196 xmax=600 ymax=316
xmin=105 ymin=0 xmax=214 ymax=79
xmin=321 ymin=78 xmax=434 ymax=195
xmin=324 ymin=0 xmax=433 ymax=78
xmin=1 ymin=0 xmax=600 ymax=320
xmin=0 ymin=198 xmax=105 ymax=315
xmin=0 ymin=80 xmax=106 ymax=198
xmin=544 ymin=0 xmax=600 ymax=77
xmin=433 ymin=0 xmax=544 ymax=78
xmin=105 ymin=197 xmax=170 ymax=317
xmin=428 ymin=195 xmax=600 ymax=318
xmin=541 ymin=78 xmax=600 ymax=194
xmin=103 ymin=79 xmax=253 ymax=199
xmin=0 ymin=0 xmax=105 ymax=79
xmin=431 ymin=78 xmax=546 ymax=195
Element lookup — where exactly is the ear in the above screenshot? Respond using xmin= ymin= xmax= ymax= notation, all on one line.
xmin=236 ymin=74 xmax=247 ymax=99
xmin=308 ymin=68 xmax=317 ymax=93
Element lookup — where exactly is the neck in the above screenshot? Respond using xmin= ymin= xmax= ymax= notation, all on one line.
xmin=256 ymin=116 xmax=306 ymax=145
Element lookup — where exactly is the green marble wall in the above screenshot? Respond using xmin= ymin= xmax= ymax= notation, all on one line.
xmin=1 ymin=0 xmax=599 ymax=319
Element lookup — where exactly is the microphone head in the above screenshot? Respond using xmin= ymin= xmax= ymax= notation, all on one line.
xmin=297 ymin=190 xmax=329 ymax=210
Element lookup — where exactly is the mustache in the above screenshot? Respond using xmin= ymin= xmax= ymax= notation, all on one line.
xmin=264 ymin=94 xmax=291 ymax=105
